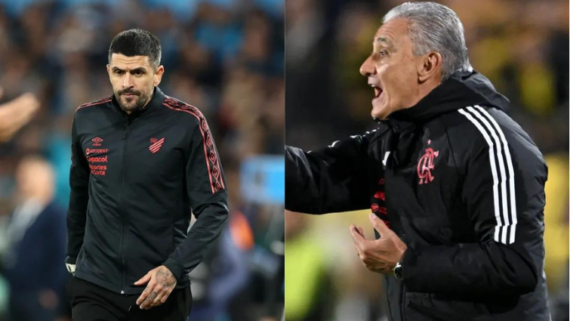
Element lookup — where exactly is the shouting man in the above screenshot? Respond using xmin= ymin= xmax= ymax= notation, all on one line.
xmin=286 ymin=2 xmax=550 ymax=320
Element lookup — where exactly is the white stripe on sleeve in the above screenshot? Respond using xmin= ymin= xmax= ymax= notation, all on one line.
xmin=474 ymin=105 xmax=517 ymax=244
xmin=466 ymin=106 xmax=510 ymax=244
xmin=458 ymin=108 xmax=503 ymax=243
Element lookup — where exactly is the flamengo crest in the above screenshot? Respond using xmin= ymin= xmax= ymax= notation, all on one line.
xmin=417 ymin=141 xmax=439 ymax=184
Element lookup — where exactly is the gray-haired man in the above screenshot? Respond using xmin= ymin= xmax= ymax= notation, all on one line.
xmin=285 ymin=2 xmax=550 ymax=320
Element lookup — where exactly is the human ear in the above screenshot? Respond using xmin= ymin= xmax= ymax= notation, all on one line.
xmin=418 ymin=52 xmax=442 ymax=82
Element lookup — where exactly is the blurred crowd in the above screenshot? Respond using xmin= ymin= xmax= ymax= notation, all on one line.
xmin=0 ymin=0 xmax=284 ymax=320
xmin=286 ymin=0 xmax=569 ymax=321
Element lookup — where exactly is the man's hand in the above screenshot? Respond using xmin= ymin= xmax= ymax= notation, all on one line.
xmin=0 ymin=89 xmax=40 ymax=142
xmin=350 ymin=213 xmax=407 ymax=274
xmin=65 ymin=260 xmax=76 ymax=276
xmin=135 ymin=265 xmax=177 ymax=310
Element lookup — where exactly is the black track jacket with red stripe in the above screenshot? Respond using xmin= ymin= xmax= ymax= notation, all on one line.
xmin=67 ymin=87 xmax=228 ymax=294
xmin=286 ymin=71 xmax=550 ymax=320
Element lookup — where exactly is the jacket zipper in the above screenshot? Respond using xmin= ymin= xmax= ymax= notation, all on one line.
xmin=386 ymin=278 xmax=395 ymax=320
xmin=400 ymin=283 xmax=406 ymax=321
xmin=119 ymin=117 xmax=131 ymax=294
xmin=384 ymin=164 xmax=404 ymax=321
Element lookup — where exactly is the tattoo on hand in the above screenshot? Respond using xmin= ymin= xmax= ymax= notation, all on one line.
xmin=145 ymin=292 xmax=158 ymax=306
xmin=157 ymin=268 xmax=175 ymax=287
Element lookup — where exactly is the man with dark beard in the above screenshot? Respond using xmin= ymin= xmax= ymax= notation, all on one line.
xmin=65 ymin=29 xmax=229 ymax=321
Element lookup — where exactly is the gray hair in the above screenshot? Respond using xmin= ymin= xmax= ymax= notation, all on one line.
xmin=383 ymin=2 xmax=472 ymax=80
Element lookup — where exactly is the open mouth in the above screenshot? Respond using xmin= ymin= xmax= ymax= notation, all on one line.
xmin=371 ymin=85 xmax=383 ymax=98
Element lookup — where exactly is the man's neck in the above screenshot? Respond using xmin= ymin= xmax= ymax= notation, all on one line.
xmin=406 ymin=78 xmax=442 ymax=110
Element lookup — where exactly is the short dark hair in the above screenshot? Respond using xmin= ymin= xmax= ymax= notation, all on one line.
xmin=108 ymin=29 xmax=161 ymax=69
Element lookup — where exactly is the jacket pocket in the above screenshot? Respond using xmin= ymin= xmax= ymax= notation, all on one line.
xmin=405 ymin=292 xmax=492 ymax=321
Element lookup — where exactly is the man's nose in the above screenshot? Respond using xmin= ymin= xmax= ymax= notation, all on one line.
xmin=122 ymin=73 xmax=133 ymax=88
xmin=360 ymin=56 xmax=375 ymax=77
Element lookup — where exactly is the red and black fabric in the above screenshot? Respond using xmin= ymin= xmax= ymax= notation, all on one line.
xmin=67 ymin=87 xmax=229 ymax=296
xmin=285 ymin=70 xmax=550 ymax=321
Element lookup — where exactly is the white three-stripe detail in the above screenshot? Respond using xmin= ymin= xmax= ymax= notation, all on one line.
xmin=458 ymin=108 xmax=502 ymax=243
xmin=474 ymin=105 xmax=517 ymax=244
xmin=458 ymin=106 xmax=516 ymax=244
xmin=466 ymin=106 xmax=509 ymax=244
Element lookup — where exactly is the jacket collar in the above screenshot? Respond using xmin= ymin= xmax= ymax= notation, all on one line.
xmin=380 ymin=70 xmax=510 ymax=128
xmin=112 ymin=87 xmax=165 ymax=117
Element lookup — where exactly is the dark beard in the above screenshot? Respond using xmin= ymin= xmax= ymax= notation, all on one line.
xmin=115 ymin=89 xmax=148 ymax=113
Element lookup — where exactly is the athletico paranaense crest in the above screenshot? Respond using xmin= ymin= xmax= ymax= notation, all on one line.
xmin=417 ymin=143 xmax=439 ymax=185
xmin=149 ymin=138 xmax=165 ymax=153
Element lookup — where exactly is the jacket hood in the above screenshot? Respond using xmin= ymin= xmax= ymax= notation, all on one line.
xmin=386 ymin=70 xmax=510 ymax=123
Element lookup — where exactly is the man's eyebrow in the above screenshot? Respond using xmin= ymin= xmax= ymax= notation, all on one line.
xmin=376 ymin=37 xmax=393 ymax=46
xmin=129 ymin=67 xmax=147 ymax=73
xmin=111 ymin=66 xmax=147 ymax=73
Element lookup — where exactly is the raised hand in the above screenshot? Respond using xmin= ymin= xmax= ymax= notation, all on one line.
xmin=350 ymin=213 xmax=407 ymax=274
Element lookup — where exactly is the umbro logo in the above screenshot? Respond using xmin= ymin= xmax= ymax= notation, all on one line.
xmin=149 ymin=138 xmax=165 ymax=153
xmin=92 ymin=137 xmax=103 ymax=146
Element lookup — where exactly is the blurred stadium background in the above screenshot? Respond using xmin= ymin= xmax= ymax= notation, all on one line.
xmin=285 ymin=0 xmax=568 ymax=320
xmin=0 ymin=0 xmax=284 ymax=320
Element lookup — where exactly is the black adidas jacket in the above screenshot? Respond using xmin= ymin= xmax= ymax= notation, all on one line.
xmin=66 ymin=87 xmax=228 ymax=294
xmin=286 ymin=71 xmax=550 ymax=320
